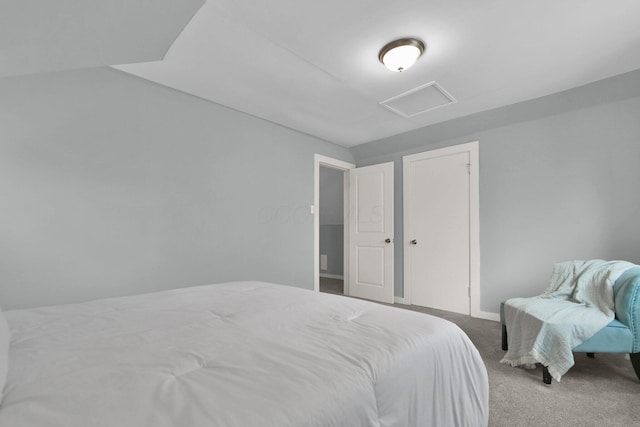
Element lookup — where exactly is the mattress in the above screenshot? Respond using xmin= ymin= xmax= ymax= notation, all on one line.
xmin=0 ymin=281 xmax=488 ymax=426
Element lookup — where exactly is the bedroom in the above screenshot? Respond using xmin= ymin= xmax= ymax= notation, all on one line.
xmin=1 ymin=0 xmax=640 ymax=426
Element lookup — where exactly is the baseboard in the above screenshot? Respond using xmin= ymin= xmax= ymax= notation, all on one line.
xmin=394 ymin=296 xmax=409 ymax=305
xmin=319 ymin=274 xmax=344 ymax=280
xmin=473 ymin=310 xmax=500 ymax=322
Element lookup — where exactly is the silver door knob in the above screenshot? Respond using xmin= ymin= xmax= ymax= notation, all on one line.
xmin=410 ymin=239 xmax=418 ymax=245
xmin=385 ymin=238 xmax=391 ymax=243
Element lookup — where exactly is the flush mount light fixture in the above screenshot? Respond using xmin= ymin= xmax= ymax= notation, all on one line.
xmin=378 ymin=38 xmax=425 ymax=72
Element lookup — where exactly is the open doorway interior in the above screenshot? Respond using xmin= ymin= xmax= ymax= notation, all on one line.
xmin=319 ymin=165 xmax=345 ymax=295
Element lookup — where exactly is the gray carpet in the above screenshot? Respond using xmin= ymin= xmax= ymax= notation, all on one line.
xmin=395 ymin=304 xmax=640 ymax=427
xmin=319 ymin=277 xmax=343 ymax=295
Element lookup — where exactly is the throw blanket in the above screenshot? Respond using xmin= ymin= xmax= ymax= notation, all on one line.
xmin=500 ymin=260 xmax=636 ymax=382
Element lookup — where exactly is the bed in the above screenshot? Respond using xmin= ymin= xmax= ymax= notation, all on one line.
xmin=0 ymin=281 xmax=488 ymax=426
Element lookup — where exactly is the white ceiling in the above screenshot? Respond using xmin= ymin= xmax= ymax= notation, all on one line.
xmin=5 ymin=1 xmax=640 ymax=147
xmin=113 ymin=0 xmax=640 ymax=147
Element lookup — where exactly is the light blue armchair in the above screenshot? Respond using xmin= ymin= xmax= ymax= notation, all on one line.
xmin=500 ymin=266 xmax=640 ymax=384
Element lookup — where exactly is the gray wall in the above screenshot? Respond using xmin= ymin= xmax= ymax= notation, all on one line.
xmin=319 ymin=166 xmax=344 ymax=276
xmin=0 ymin=67 xmax=353 ymax=309
xmin=319 ymin=225 xmax=344 ymax=276
xmin=3 ymin=64 xmax=640 ymax=315
xmin=319 ymin=166 xmax=344 ymax=226
xmin=352 ymin=69 xmax=640 ymax=313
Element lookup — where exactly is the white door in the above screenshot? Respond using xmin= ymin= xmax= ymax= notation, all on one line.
xmin=403 ymin=142 xmax=478 ymax=314
xmin=348 ymin=162 xmax=394 ymax=304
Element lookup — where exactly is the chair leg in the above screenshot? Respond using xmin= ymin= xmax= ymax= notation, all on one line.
xmin=502 ymin=324 xmax=508 ymax=351
xmin=586 ymin=352 xmax=595 ymax=358
xmin=542 ymin=366 xmax=552 ymax=384
xmin=630 ymin=353 xmax=640 ymax=382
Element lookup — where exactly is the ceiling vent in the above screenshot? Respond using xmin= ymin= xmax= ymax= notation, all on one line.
xmin=380 ymin=82 xmax=456 ymax=117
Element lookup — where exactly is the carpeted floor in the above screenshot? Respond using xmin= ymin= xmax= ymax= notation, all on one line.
xmin=396 ymin=304 xmax=640 ymax=427
xmin=319 ymin=277 xmax=343 ymax=295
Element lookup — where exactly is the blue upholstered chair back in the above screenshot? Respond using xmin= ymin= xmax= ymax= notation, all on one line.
xmin=613 ymin=267 xmax=640 ymax=353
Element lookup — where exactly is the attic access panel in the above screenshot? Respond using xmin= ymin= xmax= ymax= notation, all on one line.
xmin=380 ymin=82 xmax=456 ymax=117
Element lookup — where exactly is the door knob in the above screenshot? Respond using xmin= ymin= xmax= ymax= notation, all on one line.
xmin=410 ymin=239 xmax=418 ymax=245
xmin=385 ymin=238 xmax=392 ymax=243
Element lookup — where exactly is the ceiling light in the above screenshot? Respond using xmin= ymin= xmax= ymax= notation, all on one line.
xmin=378 ymin=38 xmax=425 ymax=72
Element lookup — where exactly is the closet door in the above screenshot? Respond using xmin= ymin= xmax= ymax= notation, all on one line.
xmin=403 ymin=142 xmax=478 ymax=315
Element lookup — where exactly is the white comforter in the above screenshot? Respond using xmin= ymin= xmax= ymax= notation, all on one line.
xmin=0 ymin=282 xmax=488 ymax=427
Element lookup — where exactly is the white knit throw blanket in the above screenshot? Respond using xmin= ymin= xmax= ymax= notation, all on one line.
xmin=500 ymin=260 xmax=636 ymax=382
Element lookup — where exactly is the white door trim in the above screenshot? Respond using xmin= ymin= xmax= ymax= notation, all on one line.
xmin=403 ymin=141 xmax=486 ymax=318
xmin=314 ymin=154 xmax=355 ymax=293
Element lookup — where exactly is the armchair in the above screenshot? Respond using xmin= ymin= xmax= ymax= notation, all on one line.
xmin=500 ymin=266 xmax=640 ymax=384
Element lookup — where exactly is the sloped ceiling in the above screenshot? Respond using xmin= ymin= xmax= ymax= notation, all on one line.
xmin=0 ymin=0 xmax=205 ymax=78
xmin=114 ymin=0 xmax=640 ymax=147
xmin=4 ymin=1 xmax=640 ymax=147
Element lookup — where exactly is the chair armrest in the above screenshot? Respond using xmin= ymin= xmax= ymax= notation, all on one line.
xmin=614 ymin=267 xmax=640 ymax=352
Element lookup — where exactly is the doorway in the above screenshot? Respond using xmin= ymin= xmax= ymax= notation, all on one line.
xmin=313 ymin=155 xmax=354 ymax=295
xmin=318 ymin=165 xmax=345 ymax=295
xmin=314 ymin=154 xmax=395 ymax=304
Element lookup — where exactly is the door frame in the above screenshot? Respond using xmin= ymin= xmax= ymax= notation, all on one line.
xmin=313 ymin=154 xmax=355 ymax=293
xmin=403 ymin=141 xmax=490 ymax=320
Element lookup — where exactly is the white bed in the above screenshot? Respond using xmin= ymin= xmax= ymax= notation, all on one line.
xmin=0 ymin=281 xmax=488 ymax=426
